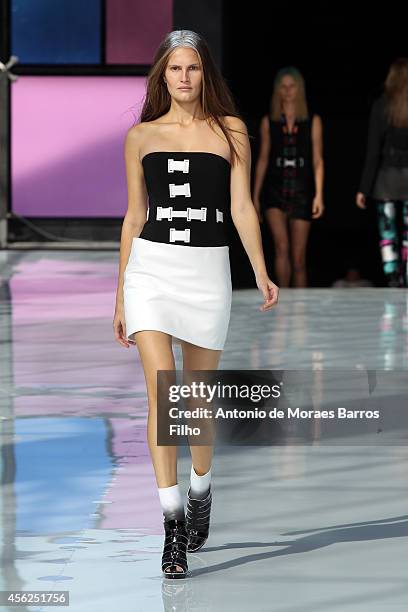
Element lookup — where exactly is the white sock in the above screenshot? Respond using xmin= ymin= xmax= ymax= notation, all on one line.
xmin=190 ymin=465 xmax=211 ymax=499
xmin=158 ymin=484 xmax=184 ymax=520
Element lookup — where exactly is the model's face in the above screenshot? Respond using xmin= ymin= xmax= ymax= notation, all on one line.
xmin=164 ymin=47 xmax=202 ymax=103
xmin=279 ymin=75 xmax=298 ymax=102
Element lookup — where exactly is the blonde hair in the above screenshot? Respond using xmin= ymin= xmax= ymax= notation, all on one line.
xmin=270 ymin=66 xmax=309 ymax=121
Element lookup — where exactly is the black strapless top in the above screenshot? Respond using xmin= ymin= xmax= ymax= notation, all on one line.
xmin=139 ymin=151 xmax=231 ymax=247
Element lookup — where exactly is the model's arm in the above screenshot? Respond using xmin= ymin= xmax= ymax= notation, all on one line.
xmin=226 ymin=116 xmax=279 ymax=311
xmin=114 ymin=125 xmax=148 ymax=346
xmin=252 ymin=115 xmax=271 ymax=215
xmin=356 ymin=99 xmax=384 ymax=208
xmin=359 ymin=99 xmax=383 ymax=195
xmin=311 ymin=114 xmax=324 ymax=218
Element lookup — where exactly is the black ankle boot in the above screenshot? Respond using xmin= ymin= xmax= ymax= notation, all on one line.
xmin=186 ymin=486 xmax=212 ymax=552
xmin=161 ymin=517 xmax=189 ymax=579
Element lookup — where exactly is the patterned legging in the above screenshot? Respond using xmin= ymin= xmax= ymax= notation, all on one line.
xmin=377 ymin=200 xmax=408 ymax=286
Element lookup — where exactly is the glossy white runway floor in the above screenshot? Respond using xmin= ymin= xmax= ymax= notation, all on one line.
xmin=0 ymin=249 xmax=407 ymax=612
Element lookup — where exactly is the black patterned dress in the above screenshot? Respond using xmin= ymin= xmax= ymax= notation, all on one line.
xmin=260 ymin=114 xmax=316 ymax=220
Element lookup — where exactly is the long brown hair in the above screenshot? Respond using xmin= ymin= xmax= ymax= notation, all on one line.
xmin=384 ymin=58 xmax=408 ymax=128
xmin=138 ymin=30 xmax=245 ymax=165
xmin=270 ymin=66 xmax=309 ymax=121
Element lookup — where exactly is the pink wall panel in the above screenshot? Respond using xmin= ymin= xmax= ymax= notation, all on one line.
xmin=106 ymin=0 xmax=173 ymax=64
xmin=11 ymin=76 xmax=146 ymax=217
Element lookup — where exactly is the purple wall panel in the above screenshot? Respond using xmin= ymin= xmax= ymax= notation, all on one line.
xmin=11 ymin=76 xmax=146 ymax=217
xmin=106 ymin=0 xmax=173 ymax=64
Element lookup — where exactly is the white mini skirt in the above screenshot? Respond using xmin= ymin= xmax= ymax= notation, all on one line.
xmin=123 ymin=238 xmax=232 ymax=350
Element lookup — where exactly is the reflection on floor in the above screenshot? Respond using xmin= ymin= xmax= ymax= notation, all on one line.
xmin=1 ymin=250 xmax=407 ymax=611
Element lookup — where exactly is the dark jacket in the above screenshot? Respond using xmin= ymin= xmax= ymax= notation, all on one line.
xmin=359 ymin=94 xmax=408 ymax=195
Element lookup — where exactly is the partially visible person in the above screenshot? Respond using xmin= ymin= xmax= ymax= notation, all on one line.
xmin=356 ymin=57 xmax=408 ymax=288
xmin=332 ymin=268 xmax=373 ymax=288
xmin=253 ymin=66 xmax=324 ymax=288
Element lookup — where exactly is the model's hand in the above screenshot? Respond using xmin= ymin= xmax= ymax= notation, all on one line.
xmin=312 ymin=195 xmax=324 ymax=219
xmin=113 ymin=303 xmax=131 ymax=348
xmin=256 ymin=273 xmax=279 ymax=311
xmin=356 ymin=192 xmax=366 ymax=209
xmin=253 ymin=199 xmax=263 ymax=223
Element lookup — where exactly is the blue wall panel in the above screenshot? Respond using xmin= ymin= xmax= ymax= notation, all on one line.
xmin=12 ymin=0 xmax=101 ymax=64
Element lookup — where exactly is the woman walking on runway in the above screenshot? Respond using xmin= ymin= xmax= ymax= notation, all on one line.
xmin=113 ymin=30 xmax=279 ymax=579
xmin=253 ymin=66 xmax=324 ymax=287
xmin=356 ymin=58 xmax=408 ymax=288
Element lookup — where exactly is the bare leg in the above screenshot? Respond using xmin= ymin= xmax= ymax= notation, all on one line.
xmin=289 ymin=217 xmax=312 ymax=287
xmin=133 ymin=330 xmax=177 ymax=488
xmin=264 ymin=207 xmax=291 ymax=287
xmin=180 ymin=340 xmax=222 ymax=475
xmin=133 ymin=330 xmax=188 ymax=574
